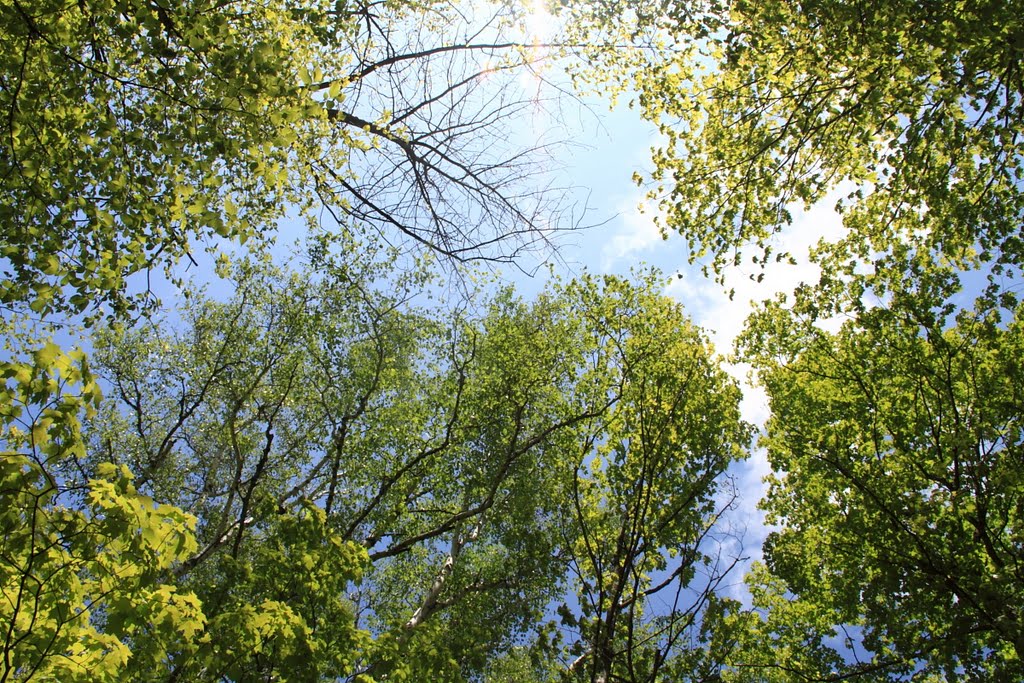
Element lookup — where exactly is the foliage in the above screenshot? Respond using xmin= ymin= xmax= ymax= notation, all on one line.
xmin=0 ymin=326 xmax=373 ymax=682
xmin=566 ymin=0 xmax=1024 ymax=678
xmin=707 ymin=564 xmax=894 ymax=683
xmin=0 ymin=342 xmax=201 ymax=681
xmin=618 ymin=0 xmax=1024 ymax=310
xmin=74 ymin=251 xmax=749 ymax=681
xmin=555 ymin=273 xmax=749 ymax=683
xmin=734 ymin=297 xmax=1024 ymax=680
xmin=172 ymin=502 xmax=370 ymax=682
xmin=0 ymin=0 xmax=575 ymax=321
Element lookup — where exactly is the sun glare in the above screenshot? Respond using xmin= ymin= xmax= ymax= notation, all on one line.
xmin=525 ymin=0 xmax=556 ymax=43
xmin=519 ymin=0 xmax=560 ymax=107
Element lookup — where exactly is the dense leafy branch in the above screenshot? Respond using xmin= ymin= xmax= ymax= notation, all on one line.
xmin=0 ymin=0 xmax=590 ymax=321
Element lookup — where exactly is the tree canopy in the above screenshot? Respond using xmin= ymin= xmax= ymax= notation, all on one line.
xmin=2 ymin=236 xmax=750 ymax=679
xmin=735 ymin=298 xmax=1024 ymax=680
xmin=3 ymin=0 xmax=1024 ymax=681
xmin=592 ymin=0 xmax=1024 ymax=679
xmin=619 ymin=0 xmax=1024 ymax=308
xmin=1 ymin=0 xmax=576 ymax=320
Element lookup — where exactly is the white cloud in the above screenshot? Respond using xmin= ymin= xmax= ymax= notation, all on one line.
xmin=600 ymin=196 xmax=665 ymax=267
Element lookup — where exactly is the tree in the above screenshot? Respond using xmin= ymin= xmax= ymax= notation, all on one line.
xmin=75 ymin=247 xmax=749 ymax=681
xmin=0 ymin=0 xmax=578 ymax=321
xmin=733 ymin=297 xmax=1024 ymax=680
xmin=578 ymin=0 xmax=1024 ymax=311
xmin=564 ymin=1 xmax=1024 ymax=678
xmin=554 ymin=274 xmax=749 ymax=683
xmin=0 ymin=342 xmax=204 ymax=682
